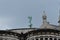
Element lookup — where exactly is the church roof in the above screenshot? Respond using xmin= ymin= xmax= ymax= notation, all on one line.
xmin=5 ymin=11 xmax=60 ymax=34
xmin=7 ymin=28 xmax=38 ymax=34
xmin=40 ymin=11 xmax=60 ymax=30
xmin=40 ymin=23 xmax=60 ymax=30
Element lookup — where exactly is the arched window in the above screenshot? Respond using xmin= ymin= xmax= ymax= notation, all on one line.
xmin=40 ymin=38 xmax=43 ymax=40
xmin=54 ymin=38 xmax=57 ymax=40
xmin=59 ymin=39 xmax=60 ymax=40
xmin=45 ymin=38 xmax=48 ymax=40
xmin=36 ymin=39 xmax=38 ymax=40
xmin=50 ymin=38 xmax=52 ymax=40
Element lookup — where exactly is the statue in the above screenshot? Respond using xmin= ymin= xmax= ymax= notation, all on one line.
xmin=28 ymin=16 xmax=32 ymax=28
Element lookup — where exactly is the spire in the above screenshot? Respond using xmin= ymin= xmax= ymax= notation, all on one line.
xmin=58 ymin=10 xmax=60 ymax=26
xmin=42 ymin=11 xmax=47 ymax=24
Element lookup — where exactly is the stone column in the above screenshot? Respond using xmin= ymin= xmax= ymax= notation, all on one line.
xmin=52 ymin=38 xmax=54 ymax=40
xmin=38 ymin=38 xmax=40 ymax=40
xmin=48 ymin=38 xmax=49 ymax=40
xmin=43 ymin=38 xmax=45 ymax=40
xmin=57 ymin=38 xmax=58 ymax=40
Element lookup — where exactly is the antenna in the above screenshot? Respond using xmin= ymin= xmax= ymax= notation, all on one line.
xmin=28 ymin=16 xmax=32 ymax=28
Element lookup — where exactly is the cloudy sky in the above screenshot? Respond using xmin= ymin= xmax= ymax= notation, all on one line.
xmin=0 ymin=0 xmax=59 ymax=30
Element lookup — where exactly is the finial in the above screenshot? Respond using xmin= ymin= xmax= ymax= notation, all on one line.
xmin=42 ymin=11 xmax=47 ymax=24
xmin=58 ymin=9 xmax=60 ymax=26
xmin=28 ymin=16 xmax=32 ymax=28
xmin=43 ymin=11 xmax=47 ymax=20
xmin=43 ymin=11 xmax=45 ymax=14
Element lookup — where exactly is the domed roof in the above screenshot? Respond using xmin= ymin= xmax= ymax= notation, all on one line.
xmin=40 ymin=11 xmax=60 ymax=30
xmin=40 ymin=22 xmax=60 ymax=31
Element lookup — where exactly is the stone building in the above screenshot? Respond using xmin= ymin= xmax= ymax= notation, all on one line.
xmin=0 ymin=11 xmax=60 ymax=40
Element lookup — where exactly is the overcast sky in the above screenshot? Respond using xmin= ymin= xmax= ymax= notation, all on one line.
xmin=0 ymin=0 xmax=59 ymax=30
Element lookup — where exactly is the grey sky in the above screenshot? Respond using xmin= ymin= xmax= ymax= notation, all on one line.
xmin=0 ymin=0 xmax=59 ymax=30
